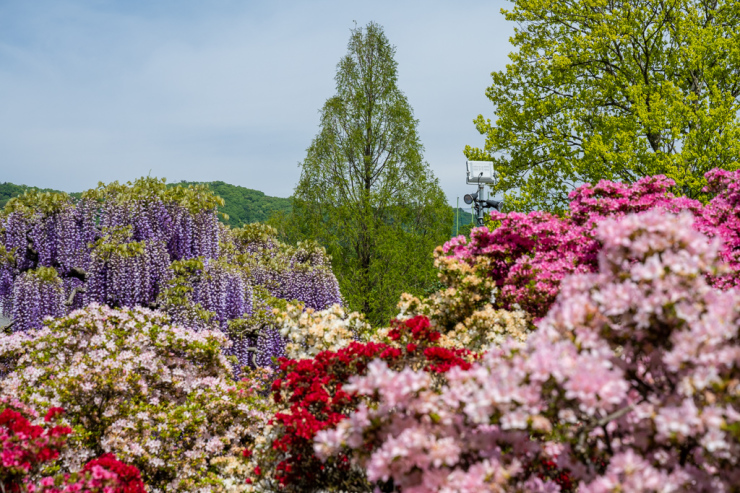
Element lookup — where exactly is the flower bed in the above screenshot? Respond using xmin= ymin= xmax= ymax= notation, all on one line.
xmin=2 ymin=169 xmax=740 ymax=492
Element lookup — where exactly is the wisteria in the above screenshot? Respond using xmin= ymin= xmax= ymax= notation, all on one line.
xmin=0 ymin=179 xmax=343 ymax=372
xmin=83 ymin=228 xmax=172 ymax=309
xmin=254 ymin=327 xmax=287 ymax=368
xmin=98 ymin=199 xmax=221 ymax=261
xmin=9 ymin=268 xmax=65 ymax=332
xmin=190 ymin=259 xmax=252 ymax=327
xmin=233 ymin=234 xmax=343 ymax=311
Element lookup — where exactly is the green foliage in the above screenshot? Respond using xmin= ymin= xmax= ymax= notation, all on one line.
xmin=1 ymin=180 xmax=291 ymax=228
xmin=157 ymin=257 xmax=218 ymax=328
xmin=0 ymin=183 xmax=69 ymax=211
xmin=466 ymin=0 xmax=740 ymax=212
xmin=228 ymin=285 xmax=287 ymax=340
xmin=230 ymin=222 xmax=279 ymax=245
xmin=84 ymin=177 xmax=225 ymax=215
xmin=90 ymin=226 xmax=146 ymax=259
xmin=2 ymin=189 xmax=74 ymax=216
xmin=173 ymin=181 xmax=291 ymax=227
xmin=275 ymin=22 xmax=452 ymax=326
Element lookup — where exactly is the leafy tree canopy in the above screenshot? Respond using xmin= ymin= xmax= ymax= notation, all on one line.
xmin=466 ymin=0 xmax=740 ymax=212
xmin=275 ymin=21 xmax=452 ymax=325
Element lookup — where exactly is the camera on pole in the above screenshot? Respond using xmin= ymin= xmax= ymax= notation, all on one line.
xmin=465 ymin=161 xmax=502 ymax=226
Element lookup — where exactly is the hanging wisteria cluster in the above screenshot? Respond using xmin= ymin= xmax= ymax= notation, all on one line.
xmin=97 ymin=196 xmax=221 ymax=261
xmin=0 ymin=178 xmax=343 ymax=371
xmin=230 ymin=229 xmax=343 ymax=311
xmin=82 ymin=227 xmax=172 ymax=310
xmin=8 ymin=267 xmax=65 ymax=333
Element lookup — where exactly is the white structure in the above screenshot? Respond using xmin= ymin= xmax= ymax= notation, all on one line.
xmin=465 ymin=160 xmax=495 ymax=185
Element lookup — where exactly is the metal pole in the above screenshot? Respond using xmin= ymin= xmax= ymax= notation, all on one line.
xmin=456 ymin=197 xmax=459 ymax=236
xmin=476 ymin=182 xmax=485 ymax=226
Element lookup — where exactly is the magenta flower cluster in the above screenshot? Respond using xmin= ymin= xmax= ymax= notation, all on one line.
xmin=0 ymin=397 xmax=146 ymax=493
xmin=444 ymin=169 xmax=740 ymax=318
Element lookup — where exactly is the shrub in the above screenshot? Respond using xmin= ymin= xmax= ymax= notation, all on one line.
xmin=443 ymin=169 xmax=740 ymax=319
xmin=249 ymin=316 xmax=473 ymax=492
xmin=0 ymin=398 xmax=71 ymax=492
xmin=318 ymin=210 xmax=740 ymax=492
xmin=0 ymin=304 xmax=274 ymax=492
xmin=0 ymin=398 xmax=146 ymax=493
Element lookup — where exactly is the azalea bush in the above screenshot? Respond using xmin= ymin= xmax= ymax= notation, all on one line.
xmin=443 ymin=169 xmax=740 ymax=318
xmin=0 ymin=304 xmax=275 ymax=492
xmin=246 ymin=232 xmax=535 ymax=492
xmin=249 ymin=316 xmax=474 ymax=492
xmin=0 ymin=398 xmax=71 ymax=491
xmin=0 ymin=398 xmax=145 ymax=493
xmin=31 ymin=454 xmax=147 ymax=493
xmin=276 ymin=302 xmax=372 ymax=360
xmin=317 ymin=210 xmax=740 ymax=492
xmin=391 ymin=252 xmax=531 ymax=351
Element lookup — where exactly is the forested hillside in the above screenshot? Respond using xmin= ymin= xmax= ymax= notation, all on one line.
xmin=0 ymin=183 xmax=69 ymax=208
xmin=171 ymin=181 xmax=291 ymax=227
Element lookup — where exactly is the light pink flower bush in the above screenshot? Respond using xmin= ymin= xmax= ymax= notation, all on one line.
xmin=0 ymin=304 xmax=274 ymax=492
xmin=317 ymin=210 xmax=740 ymax=492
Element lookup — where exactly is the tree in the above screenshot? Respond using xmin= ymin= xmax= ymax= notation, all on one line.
xmin=278 ymin=22 xmax=451 ymax=326
xmin=466 ymin=0 xmax=740 ymax=212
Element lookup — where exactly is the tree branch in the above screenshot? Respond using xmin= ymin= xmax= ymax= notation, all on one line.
xmin=65 ymin=287 xmax=86 ymax=307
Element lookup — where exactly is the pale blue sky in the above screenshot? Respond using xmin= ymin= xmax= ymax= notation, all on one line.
xmin=0 ymin=0 xmax=514 ymax=206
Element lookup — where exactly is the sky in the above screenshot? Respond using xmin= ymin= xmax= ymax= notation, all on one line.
xmin=0 ymin=0 xmax=515 ymax=207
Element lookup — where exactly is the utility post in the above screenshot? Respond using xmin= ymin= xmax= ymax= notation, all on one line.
xmin=464 ymin=161 xmax=502 ymax=227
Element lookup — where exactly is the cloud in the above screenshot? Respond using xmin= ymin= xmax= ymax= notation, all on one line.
xmin=0 ymin=0 xmax=513 ymax=206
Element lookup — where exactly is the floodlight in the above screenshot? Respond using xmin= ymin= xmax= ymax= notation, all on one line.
xmin=463 ymin=192 xmax=477 ymax=205
xmin=466 ymin=160 xmax=495 ymax=185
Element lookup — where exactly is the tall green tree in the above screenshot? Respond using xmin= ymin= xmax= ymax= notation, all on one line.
xmin=466 ymin=0 xmax=740 ymax=211
xmin=277 ymin=22 xmax=450 ymax=325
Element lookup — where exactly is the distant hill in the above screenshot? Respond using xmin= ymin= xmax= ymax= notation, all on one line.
xmin=1 ymin=181 xmax=476 ymax=236
xmin=453 ymin=207 xmax=475 ymax=230
xmin=0 ymin=183 xmax=68 ymax=209
xmin=172 ymin=181 xmax=292 ymax=228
